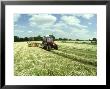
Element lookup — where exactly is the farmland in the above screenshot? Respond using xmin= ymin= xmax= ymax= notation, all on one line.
xmin=14 ymin=41 xmax=97 ymax=76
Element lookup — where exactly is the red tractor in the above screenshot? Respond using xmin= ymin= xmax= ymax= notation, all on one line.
xmin=42 ymin=35 xmax=58 ymax=51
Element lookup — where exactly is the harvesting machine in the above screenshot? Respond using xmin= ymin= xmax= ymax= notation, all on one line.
xmin=27 ymin=35 xmax=58 ymax=51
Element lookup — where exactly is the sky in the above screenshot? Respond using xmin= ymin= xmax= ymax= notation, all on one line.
xmin=14 ymin=14 xmax=97 ymax=40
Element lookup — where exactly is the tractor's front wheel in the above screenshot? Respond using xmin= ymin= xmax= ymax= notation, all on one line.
xmin=47 ymin=45 xmax=51 ymax=51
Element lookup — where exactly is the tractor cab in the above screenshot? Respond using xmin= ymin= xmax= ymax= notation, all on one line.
xmin=42 ymin=35 xmax=58 ymax=51
xmin=42 ymin=35 xmax=53 ymax=43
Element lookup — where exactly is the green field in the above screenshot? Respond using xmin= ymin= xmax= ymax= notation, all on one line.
xmin=14 ymin=41 xmax=97 ymax=76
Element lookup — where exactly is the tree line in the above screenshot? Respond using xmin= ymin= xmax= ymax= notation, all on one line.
xmin=14 ymin=35 xmax=97 ymax=42
xmin=14 ymin=35 xmax=42 ymax=42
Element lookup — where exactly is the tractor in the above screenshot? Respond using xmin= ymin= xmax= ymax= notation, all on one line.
xmin=41 ymin=35 xmax=58 ymax=51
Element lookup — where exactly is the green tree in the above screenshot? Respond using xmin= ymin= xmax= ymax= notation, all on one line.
xmin=24 ymin=37 xmax=29 ymax=41
xmin=49 ymin=35 xmax=55 ymax=40
xmin=76 ymin=39 xmax=79 ymax=41
xmin=14 ymin=36 xmax=19 ymax=42
xmin=92 ymin=38 xmax=97 ymax=41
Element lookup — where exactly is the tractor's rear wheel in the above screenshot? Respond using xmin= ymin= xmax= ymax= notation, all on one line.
xmin=54 ymin=44 xmax=58 ymax=50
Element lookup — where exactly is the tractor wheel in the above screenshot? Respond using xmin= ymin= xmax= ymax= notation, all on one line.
xmin=54 ymin=45 xmax=58 ymax=50
xmin=47 ymin=45 xmax=51 ymax=51
xmin=43 ymin=45 xmax=47 ymax=50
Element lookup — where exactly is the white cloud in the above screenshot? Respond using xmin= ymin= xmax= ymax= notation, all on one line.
xmin=53 ymin=21 xmax=67 ymax=30
xmin=72 ymin=28 xmax=88 ymax=34
xmin=77 ymin=14 xmax=95 ymax=20
xmin=14 ymin=14 xmax=95 ymax=39
xmin=82 ymin=14 xmax=94 ymax=20
xmin=28 ymin=31 xmax=32 ymax=33
xmin=61 ymin=15 xmax=80 ymax=26
xmin=61 ymin=15 xmax=88 ymax=29
xmin=14 ymin=14 xmax=21 ymax=22
xmin=29 ymin=14 xmax=56 ymax=27
xmin=14 ymin=24 xmax=26 ymax=29
xmin=70 ymin=28 xmax=90 ymax=39
xmin=14 ymin=30 xmax=24 ymax=33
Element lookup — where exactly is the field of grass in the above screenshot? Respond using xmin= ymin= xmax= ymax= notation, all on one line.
xmin=14 ymin=41 xmax=97 ymax=76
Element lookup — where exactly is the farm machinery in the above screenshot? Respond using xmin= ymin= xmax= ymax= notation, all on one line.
xmin=27 ymin=41 xmax=40 ymax=47
xmin=27 ymin=35 xmax=58 ymax=51
xmin=41 ymin=35 xmax=58 ymax=51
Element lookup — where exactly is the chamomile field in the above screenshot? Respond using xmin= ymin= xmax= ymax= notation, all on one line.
xmin=14 ymin=41 xmax=97 ymax=76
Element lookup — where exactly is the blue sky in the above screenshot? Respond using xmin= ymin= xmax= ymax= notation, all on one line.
xmin=14 ymin=14 xmax=97 ymax=40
